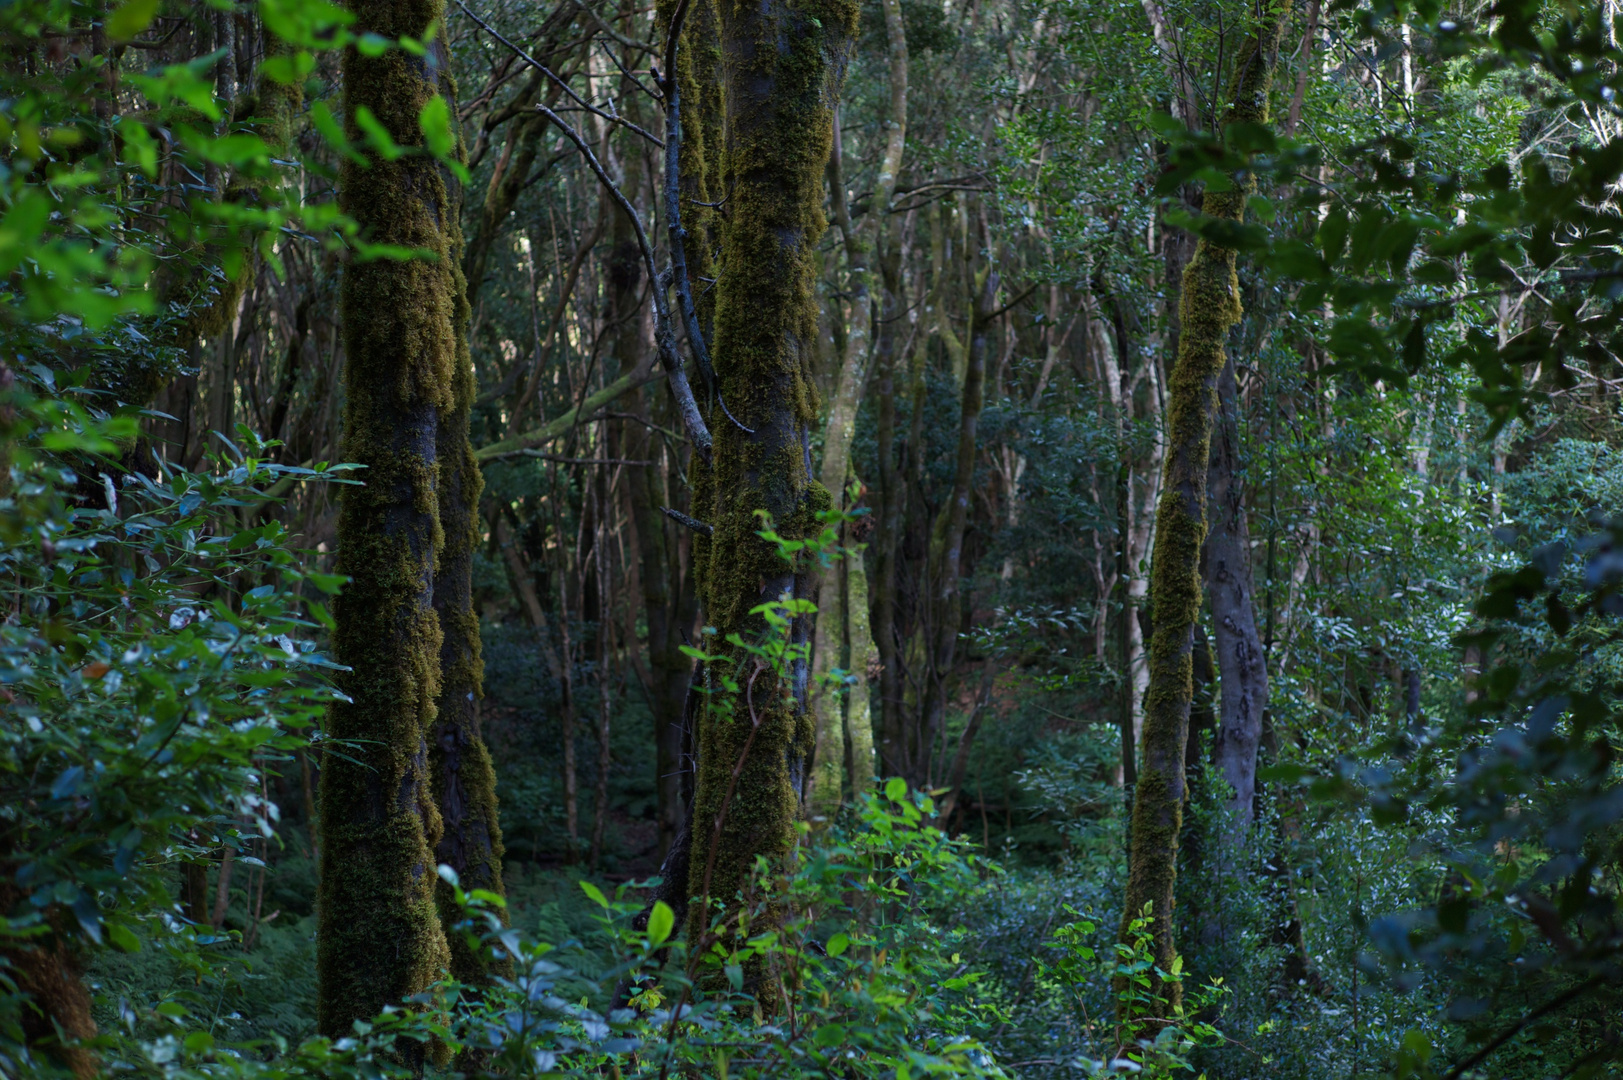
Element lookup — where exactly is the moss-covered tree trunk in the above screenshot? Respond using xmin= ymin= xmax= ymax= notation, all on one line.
xmin=1119 ymin=2 xmax=1291 ymax=1020
xmin=431 ymin=68 xmax=506 ymax=986
xmin=685 ymin=0 xmax=855 ymax=968
xmin=317 ymin=0 xmax=457 ymax=1040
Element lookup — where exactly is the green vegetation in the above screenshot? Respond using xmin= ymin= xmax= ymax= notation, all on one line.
xmin=4 ymin=0 xmax=1623 ymax=1076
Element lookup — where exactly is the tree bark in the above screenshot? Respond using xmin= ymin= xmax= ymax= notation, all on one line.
xmin=685 ymin=0 xmax=855 ymax=983
xmin=808 ymin=0 xmax=905 ymax=814
xmin=317 ymin=0 xmax=457 ymax=1040
xmin=1118 ymin=1 xmax=1291 ymax=1021
xmin=914 ymin=263 xmax=996 ymax=786
xmin=431 ymin=79 xmax=507 ymax=986
xmin=1206 ymin=352 xmax=1267 ymax=837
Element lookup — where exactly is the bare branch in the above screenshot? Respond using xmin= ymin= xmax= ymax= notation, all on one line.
xmin=457 ymin=0 xmax=715 ymax=462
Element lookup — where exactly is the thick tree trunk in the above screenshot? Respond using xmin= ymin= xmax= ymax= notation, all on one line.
xmin=317 ymin=0 xmax=457 ymax=1041
xmin=685 ymin=0 xmax=855 ymax=982
xmin=1206 ymin=353 xmax=1267 ymax=837
xmin=1118 ymin=3 xmax=1291 ymax=1021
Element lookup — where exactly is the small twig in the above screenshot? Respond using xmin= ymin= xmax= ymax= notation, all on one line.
xmin=661 ymin=507 xmax=714 ymax=536
xmin=717 ymin=395 xmax=755 ymax=435
xmin=983 ymin=282 xmax=1040 ymax=322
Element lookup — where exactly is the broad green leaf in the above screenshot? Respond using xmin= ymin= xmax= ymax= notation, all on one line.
xmin=646 ymin=900 xmax=674 ymax=946
xmin=106 ymin=0 xmax=161 ymax=40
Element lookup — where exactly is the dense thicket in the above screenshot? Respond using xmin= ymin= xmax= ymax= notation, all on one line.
xmin=2 ymin=0 xmax=1622 ymax=1076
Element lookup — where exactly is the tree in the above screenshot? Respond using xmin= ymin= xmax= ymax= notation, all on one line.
xmin=684 ymin=0 xmax=857 ymax=975
xmin=1120 ymin=0 xmax=1292 ymax=1019
xmin=315 ymin=0 xmax=459 ymax=1040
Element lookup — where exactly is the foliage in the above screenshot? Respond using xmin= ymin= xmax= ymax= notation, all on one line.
xmin=0 ymin=370 xmax=353 ymax=1074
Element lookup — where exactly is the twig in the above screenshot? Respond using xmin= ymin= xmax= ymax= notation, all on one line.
xmin=983 ymin=282 xmax=1040 ymax=322
xmin=485 ymin=450 xmax=655 ymax=465
xmin=1442 ymin=976 xmax=1604 ymax=1080
xmin=454 ymin=0 xmax=664 ymax=149
xmin=661 ymin=506 xmax=714 ymax=536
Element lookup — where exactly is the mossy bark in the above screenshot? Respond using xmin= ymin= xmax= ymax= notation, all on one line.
xmin=431 ymin=67 xmax=507 ymax=986
xmin=1119 ymin=2 xmax=1291 ymax=1020
xmin=0 ymin=880 xmax=97 ymax=1079
xmin=685 ymin=0 xmax=855 ymax=967
xmin=317 ymin=0 xmax=458 ymax=1040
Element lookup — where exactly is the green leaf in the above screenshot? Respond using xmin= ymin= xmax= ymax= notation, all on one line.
xmin=813 ymin=1023 xmax=845 ymax=1046
xmin=258 ymin=51 xmax=316 ymax=86
xmin=106 ymin=0 xmax=161 ymax=40
xmin=646 ymin=900 xmax=674 ymax=946
xmin=418 ymin=95 xmax=468 ymax=182
xmin=884 ymin=777 xmax=907 ymax=803
xmin=579 ymin=880 xmax=608 ymax=908
xmin=107 ymin=921 xmax=141 ymax=953
xmin=310 ymin=101 xmax=365 ymax=165
xmin=825 ymin=931 xmax=850 ymax=957
xmin=353 ymin=106 xmax=404 ymax=161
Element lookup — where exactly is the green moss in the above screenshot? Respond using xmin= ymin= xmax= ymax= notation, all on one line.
xmin=316 ymin=0 xmax=458 ymax=1041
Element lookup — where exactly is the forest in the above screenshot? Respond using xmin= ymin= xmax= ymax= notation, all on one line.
xmin=2 ymin=0 xmax=1622 ymax=1074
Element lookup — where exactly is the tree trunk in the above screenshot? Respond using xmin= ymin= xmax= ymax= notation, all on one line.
xmin=685 ymin=0 xmax=855 ymax=981
xmin=317 ymin=0 xmax=456 ymax=1041
xmin=810 ymin=0 xmax=904 ymax=811
xmin=1118 ymin=2 xmax=1291 ymax=1021
xmin=845 ymin=535 xmax=878 ymax=797
xmin=1206 ymin=352 xmax=1267 ymax=838
xmin=431 ymin=84 xmax=507 ymax=987
xmin=915 ymin=260 xmax=996 ymax=786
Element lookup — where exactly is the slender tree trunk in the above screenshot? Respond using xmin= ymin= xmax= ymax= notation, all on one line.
xmin=685 ymin=0 xmax=856 ymax=981
xmin=431 ymin=82 xmax=507 ymax=986
xmin=1118 ymin=2 xmax=1291 ymax=1022
xmin=811 ymin=0 xmax=904 ymax=810
xmin=317 ymin=0 xmax=457 ymax=1040
xmin=1206 ymin=353 xmax=1267 ymax=837
xmin=844 ymin=533 xmax=877 ymax=797
xmin=916 ymin=264 xmax=996 ymax=787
